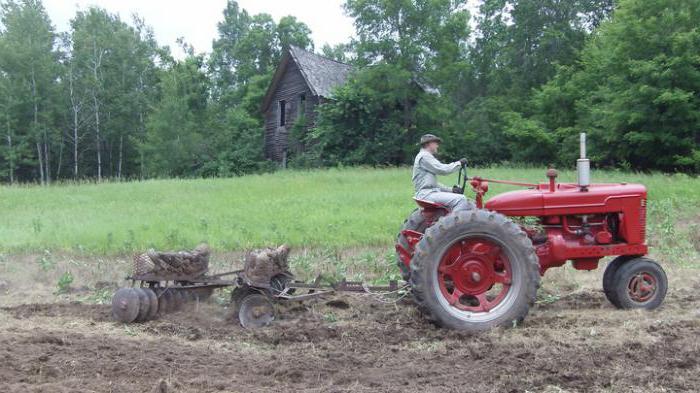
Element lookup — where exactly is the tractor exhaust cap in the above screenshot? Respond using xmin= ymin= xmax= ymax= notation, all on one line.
xmin=577 ymin=133 xmax=590 ymax=191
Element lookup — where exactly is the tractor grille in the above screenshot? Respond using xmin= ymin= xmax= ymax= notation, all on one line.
xmin=640 ymin=199 xmax=647 ymax=242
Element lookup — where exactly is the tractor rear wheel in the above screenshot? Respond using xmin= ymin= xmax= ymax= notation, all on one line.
xmin=602 ymin=255 xmax=633 ymax=306
xmin=410 ymin=210 xmax=540 ymax=331
xmin=396 ymin=209 xmax=426 ymax=280
xmin=609 ymin=257 xmax=667 ymax=310
xmin=396 ymin=208 xmax=445 ymax=280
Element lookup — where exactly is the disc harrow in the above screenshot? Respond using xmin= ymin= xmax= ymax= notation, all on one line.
xmin=111 ymin=244 xmax=401 ymax=328
xmin=111 ymin=284 xmax=216 ymax=324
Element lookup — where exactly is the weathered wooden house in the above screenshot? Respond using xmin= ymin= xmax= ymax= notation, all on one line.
xmin=262 ymin=46 xmax=352 ymax=164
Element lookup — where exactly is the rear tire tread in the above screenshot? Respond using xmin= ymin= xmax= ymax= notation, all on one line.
xmin=410 ymin=210 xmax=540 ymax=331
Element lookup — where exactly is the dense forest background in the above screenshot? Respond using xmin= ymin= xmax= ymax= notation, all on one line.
xmin=0 ymin=0 xmax=698 ymax=184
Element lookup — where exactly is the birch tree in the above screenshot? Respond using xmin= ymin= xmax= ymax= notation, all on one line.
xmin=0 ymin=0 xmax=59 ymax=184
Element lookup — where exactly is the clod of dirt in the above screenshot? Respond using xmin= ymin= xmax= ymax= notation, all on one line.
xmin=0 ymin=279 xmax=9 ymax=291
xmin=325 ymin=299 xmax=350 ymax=309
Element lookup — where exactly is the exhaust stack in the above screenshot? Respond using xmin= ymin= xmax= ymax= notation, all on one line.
xmin=577 ymin=133 xmax=590 ymax=191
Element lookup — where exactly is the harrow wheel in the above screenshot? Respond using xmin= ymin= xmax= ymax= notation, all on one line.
xmin=238 ymin=293 xmax=275 ymax=329
xmin=609 ymin=257 xmax=667 ymax=310
xmin=112 ymin=288 xmax=140 ymax=323
xmin=134 ymin=288 xmax=151 ymax=322
xmin=230 ymin=285 xmax=255 ymax=317
xmin=410 ymin=210 xmax=540 ymax=331
xmin=143 ymin=288 xmax=159 ymax=320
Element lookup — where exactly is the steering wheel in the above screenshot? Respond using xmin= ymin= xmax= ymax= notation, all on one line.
xmin=455 ymin=162 xmax=468 ymax=194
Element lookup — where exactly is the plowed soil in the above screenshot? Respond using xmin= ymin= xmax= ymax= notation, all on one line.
xmin=1 ymin=267 xmax=699 ymax=393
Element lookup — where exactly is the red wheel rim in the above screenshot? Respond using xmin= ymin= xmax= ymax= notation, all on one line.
xmin=627 ymin=272 xmax=657 ymax=302
xmin=437 ymin=238 xmax=512 ymax=313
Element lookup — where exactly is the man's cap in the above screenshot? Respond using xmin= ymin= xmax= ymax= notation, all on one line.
xmin=419 ymin=134 xmax=442 ymax=146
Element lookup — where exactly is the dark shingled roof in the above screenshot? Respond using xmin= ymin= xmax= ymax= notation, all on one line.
xmin=288 ymin=46 xmax=352 ymax=98
xmin=262 ymin=46 xmax=352 ymax=111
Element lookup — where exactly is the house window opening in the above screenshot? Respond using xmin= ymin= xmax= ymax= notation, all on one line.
xmin=279 ymin=100 xmax=286 ymax=126
xmin=298 ymin=93 xmax=306 ymax=117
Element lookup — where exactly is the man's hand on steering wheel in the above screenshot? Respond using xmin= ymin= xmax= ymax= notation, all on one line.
xmin=459 ymin=158 xmax=468 ymax=167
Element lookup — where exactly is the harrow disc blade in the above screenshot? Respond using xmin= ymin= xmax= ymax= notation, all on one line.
xmin=238 ymin=293 xmax=275 ymax=329
xmin=112 ymin=288 xmax=140 ymax=323
xmin=185 ymin=289 xmax=199 ymax=302
xmin=196 ymin=287 xmax=213 ymax=301
xmin=172 ymin=290 xmax=185 ymax=310
xmin=134 ymin=288 xmax=151 ymax=322
xmin=182 ymin=289 xmax=195 ymax=302
xmin=159 ymin=290 xmax=175 ymax=314
xmin=144 ymin=288 xmax=159 ymax=320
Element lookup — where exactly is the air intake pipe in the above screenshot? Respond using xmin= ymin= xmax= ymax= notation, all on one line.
xmin=577 ymin=133 xmax=590 ymax=191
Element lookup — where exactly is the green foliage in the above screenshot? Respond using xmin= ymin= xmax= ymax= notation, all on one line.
xmin=141 ymin=55 xmax=210 ymax=177
xmin=438 ymin=0 xmax=616 ymax=167
xmin=36 ymin=250 xmax=55 ymax=271
xmin=82 ymin=287 xmax=112 ymax=304
xmin=56 ymin=271 xmax=73 ymax=294
xmin=209 ymin=1 xmax=313 ymax=105
xmin=345 ymin=0 xmax=470 ymax=75
xmin=535 ymin=0 xmax=700 ymax=171
xmin=320 ymin=43 xmax=352 ymax=63
xmin=502 ymin=112 xmax=556 ymax=164
xmin=472 ymin=0 xmax=614 ymax=97
xmin=311 ymin=64 xmax=438 ymax=165
xmin=0 ymin=0 xmax=60 ymax=184
xmin=438 ymin=96 xmax=511 ymax=165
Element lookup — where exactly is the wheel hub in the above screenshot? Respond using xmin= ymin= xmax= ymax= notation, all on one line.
xmin=450 ymin=258 xmax=494 ymax=295
xmin=471 ymin=271 xmax=481 ymax=283
xmin=628 ymin=272 xmax=657 ymax=302
xmin=438 ymin=239 xmax=513 ymax=313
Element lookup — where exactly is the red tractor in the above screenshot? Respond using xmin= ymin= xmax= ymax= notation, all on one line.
xmin=396 ymin=134 xmax=667 ymax=331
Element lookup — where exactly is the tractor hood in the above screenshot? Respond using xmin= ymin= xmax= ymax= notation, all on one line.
xmin=484 ymin=182 xmax=647 ymax=216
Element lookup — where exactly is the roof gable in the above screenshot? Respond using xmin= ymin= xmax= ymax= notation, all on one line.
xmin=262 ymin=46 xmax=352 ymax=111
xmin=289 ymin=46 xmax=352 ymax=98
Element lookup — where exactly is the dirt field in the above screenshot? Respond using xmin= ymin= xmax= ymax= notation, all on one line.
xmin=0 ymin=255 xmax=698 ymax=393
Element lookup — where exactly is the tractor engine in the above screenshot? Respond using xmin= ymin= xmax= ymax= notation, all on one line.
xmin=485 ymin=181 xmax=647 ymax=274
xmin=483 ymin=133 xmax=647 ymax=274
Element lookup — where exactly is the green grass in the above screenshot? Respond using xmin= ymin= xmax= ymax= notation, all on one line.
xmin=1 ymin=166 xmax=698 ymax=262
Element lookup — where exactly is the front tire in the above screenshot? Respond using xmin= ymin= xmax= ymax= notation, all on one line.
xmin=602 ymin=255 xmax=633 ymax=307
xmin=610 ymin=257 xmax=667 ymax=310
xmin=410 ymin=210 xmax=540 ymax=331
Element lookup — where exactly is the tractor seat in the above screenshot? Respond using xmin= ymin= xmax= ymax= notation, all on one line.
xmin=413 ymin=198 xmax=447 ymax=210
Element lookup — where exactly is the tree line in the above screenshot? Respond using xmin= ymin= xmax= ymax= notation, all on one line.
xmin=306 ymin=0 xmax=699 ymax=173
xmin=0 ymin=0 xmax=697 ymax=184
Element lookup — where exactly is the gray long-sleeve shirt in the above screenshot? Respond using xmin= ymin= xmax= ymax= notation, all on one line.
xmin=412 ymin=149 xmax=461 ymax=199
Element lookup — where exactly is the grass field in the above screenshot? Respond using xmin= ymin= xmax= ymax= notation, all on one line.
xmin=1 ymin=166 xmax=698 ymax=265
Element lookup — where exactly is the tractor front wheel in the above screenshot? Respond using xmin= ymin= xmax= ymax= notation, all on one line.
xmin=410 ymin=210 xmax=540 ymax=331
xmin=602 ymin=255 xmax=633 ymax=306
xmin=609 ymin=257 xmax=667 ymax=310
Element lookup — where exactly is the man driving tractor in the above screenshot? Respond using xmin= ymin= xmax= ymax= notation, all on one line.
xmin=412 ymin=134 xmax=473 ymax=212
